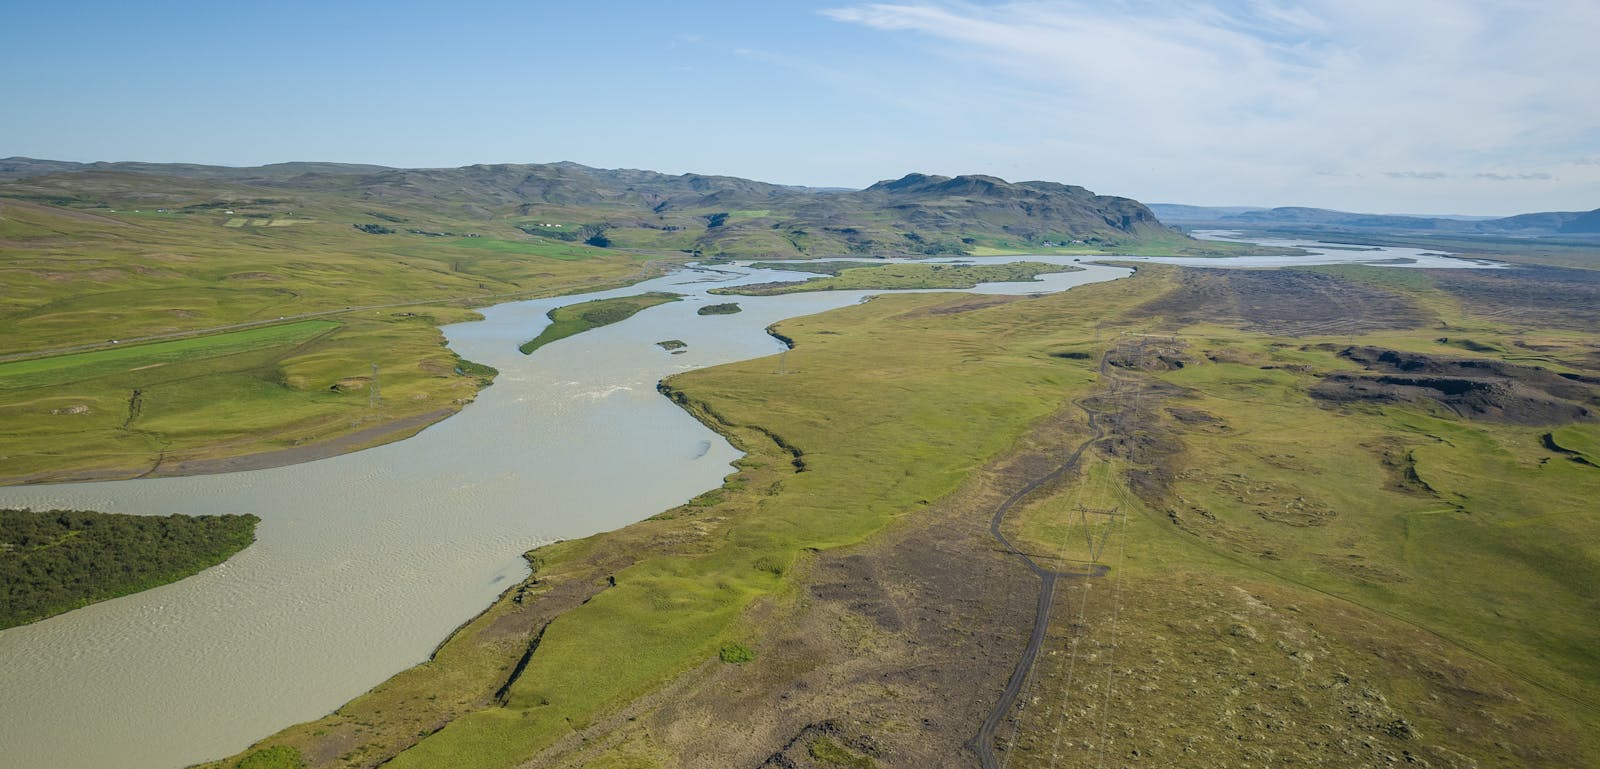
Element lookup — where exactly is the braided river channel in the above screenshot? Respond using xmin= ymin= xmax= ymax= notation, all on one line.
xmin=0 ymin=239 xmax=1496 ymax=768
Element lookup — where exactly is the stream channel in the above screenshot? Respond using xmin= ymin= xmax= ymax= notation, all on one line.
xmin=0 ymin=239 xmax=1495 ymax=769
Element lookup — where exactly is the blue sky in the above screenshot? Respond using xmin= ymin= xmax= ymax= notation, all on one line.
xmin=3 ymin=1 xmax=1596 ymax=215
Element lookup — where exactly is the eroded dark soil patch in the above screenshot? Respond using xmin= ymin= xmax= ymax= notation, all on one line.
xmin=1428 ymin=265 xmax=1600 ymax=330
xmin=1311 ymin=346 xmax=1598 ymax=425
xmin=1135 ymin=268 xmax=1428 ymax=335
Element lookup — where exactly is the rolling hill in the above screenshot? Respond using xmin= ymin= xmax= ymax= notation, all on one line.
xmin=2 ymin=157 xmax=1194 ymax=258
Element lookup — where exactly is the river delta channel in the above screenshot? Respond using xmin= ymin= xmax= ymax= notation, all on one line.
xmin=0 ymin=240 xmax=1496 ymax=768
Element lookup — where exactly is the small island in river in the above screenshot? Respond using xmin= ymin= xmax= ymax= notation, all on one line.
xmin=697 ymin=302 xmax=742 ymax=315
xmin=519 ymin=292 xmax=682 ymax=354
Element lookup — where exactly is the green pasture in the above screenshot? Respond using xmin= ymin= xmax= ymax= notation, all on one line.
xmin=448 ymin=237 xmax=601 ymax=261
xmin=0 ymin=193 xmax=665 ymax=480
xmin=0 ymin=320 xmax=339 ymax=391
xmin=1548 ymin=424 xmax=1600 ymax=464
xmin=1142 ymin=331 xmax=1600 ymax=714
xmin=0 ymin=312 xmax=492 ymax=482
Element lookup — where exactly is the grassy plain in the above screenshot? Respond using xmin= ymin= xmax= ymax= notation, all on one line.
xmin=0 ymin=189 xmax=658 ymax=482
xmin=517 ymin=292 xmax=681 ymax=354
xmin=0 ymin=321 xmax=338 ymax=387
xmin=208 ymin=261 xmax=1600 ymax=768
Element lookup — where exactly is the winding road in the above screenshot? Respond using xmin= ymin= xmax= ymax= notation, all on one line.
xmin=967 ymin=353 xmax=1121 ymax=769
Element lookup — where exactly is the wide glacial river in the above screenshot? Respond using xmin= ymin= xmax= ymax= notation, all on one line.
xmin=0 ymin=240 xmax=1494 ymax=769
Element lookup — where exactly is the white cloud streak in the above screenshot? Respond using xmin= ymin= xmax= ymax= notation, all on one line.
xmin=1386 ymin=171 xmax=1451 ymax=180
xmin=823 ymin=1 xmax=1600 ymax=212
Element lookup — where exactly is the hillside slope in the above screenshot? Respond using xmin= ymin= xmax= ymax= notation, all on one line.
xmin=1 ymin=157 xmax=1188 ymax=258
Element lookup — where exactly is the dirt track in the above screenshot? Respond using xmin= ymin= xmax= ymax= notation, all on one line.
xmin=515 ymin=401 xmax=1112 ymax=769
xmin=968 ymin=365 xmax=1121 ymax=769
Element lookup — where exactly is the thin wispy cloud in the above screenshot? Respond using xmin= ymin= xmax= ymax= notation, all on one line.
xmin=1475 ymin=172 xmax=1555 ymax=182
xmin=823 ymin=1 xmax=1600 ymax=212
xmin=1386 ymin=171 xmax=1450 ymax=180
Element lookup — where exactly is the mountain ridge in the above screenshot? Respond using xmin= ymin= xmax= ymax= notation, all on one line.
xmin=1 ymin=157 xmax=1188 ymax=257
xmin=1149 ymin=201 xmax=1600 ymax=237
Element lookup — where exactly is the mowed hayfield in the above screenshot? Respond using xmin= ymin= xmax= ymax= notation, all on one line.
xmin=0 ymin=320 xmax=339 ymax=390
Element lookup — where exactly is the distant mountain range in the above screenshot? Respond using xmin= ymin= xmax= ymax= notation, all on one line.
xmin=0 ymin=157 xmax=1180 ymax=258
xmin=1149 ymin=203 xmax=1600 ymax=237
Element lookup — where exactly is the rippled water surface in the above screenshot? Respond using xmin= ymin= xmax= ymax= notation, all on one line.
xmin=0 ymin=242 xmax=1488 ymax=768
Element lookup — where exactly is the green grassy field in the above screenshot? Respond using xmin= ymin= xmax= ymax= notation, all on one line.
xmin=0 ymin=309 xmax=506 ymax=482
xmin=518 ymin=292 xmax=682 ymax=354
xmin=0 ymin=188 xmax=663 ymax=482
xmin=0 ymin=321 xmax=339 ymax=390
xmin=1143 ymin=334 xmax=1600 ymax=706
xmin=449 ymin=238 xmax=599 ymax=261
xmin=208 ymin=262 xmax=1598 ymax=768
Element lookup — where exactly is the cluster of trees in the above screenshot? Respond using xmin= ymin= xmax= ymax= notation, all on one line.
xmin=1 ymin=508 xmax=258 ymax=629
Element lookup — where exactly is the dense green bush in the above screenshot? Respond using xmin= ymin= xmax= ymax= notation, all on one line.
xmin=719 ymin=642 xmax=755 ymax=664
xmin=0 ymin=508 xmax=258 ymax=629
